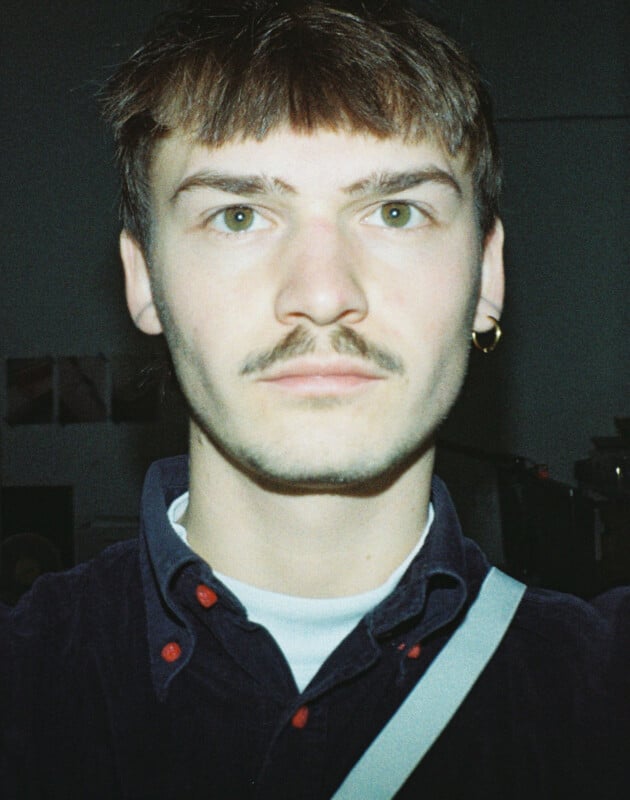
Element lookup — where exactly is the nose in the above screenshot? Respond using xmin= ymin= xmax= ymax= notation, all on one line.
xmin=274 ymin=222 xmax=368 ymax=327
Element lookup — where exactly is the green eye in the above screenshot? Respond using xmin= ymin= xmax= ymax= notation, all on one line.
xmin=380 ymin=202 xmax=412 ymax=228
xmin=223 ymin=206 xmax=255 ymax=232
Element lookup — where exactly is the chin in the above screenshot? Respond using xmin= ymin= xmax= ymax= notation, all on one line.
xmin=221 ymin=435 xmax=431 ymax=494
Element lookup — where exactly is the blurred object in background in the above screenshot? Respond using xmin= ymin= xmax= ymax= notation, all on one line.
xmin=0 ymin=532 xmax=63 ymax=605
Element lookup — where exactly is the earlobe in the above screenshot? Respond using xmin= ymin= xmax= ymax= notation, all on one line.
xmin=474 ymin=218 xmax=505 ymax=332
xmin=119 ymin=230 xmax=163 ymax=335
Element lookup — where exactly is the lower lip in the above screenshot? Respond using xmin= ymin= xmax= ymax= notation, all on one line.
xmin=260 ymin=374 xmax=382 ymax=396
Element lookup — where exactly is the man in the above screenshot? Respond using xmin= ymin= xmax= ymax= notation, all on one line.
xmin=1 ymin=2 xmax=627 ymax=798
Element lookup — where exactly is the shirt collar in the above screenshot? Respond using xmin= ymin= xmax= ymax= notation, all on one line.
xmin=139 ymin=456 xmax=200 ymax=700
xmin=141 ymin=456 xmax=196 ymax=596
xmin=369 ymin=475 xmax=470 ymax=638
xmin=139 ymin=455 xmax=479 ymax=699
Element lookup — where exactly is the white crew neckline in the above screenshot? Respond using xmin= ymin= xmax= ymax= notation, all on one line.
xmin=167 ymin=492 xmax=434 ymax=691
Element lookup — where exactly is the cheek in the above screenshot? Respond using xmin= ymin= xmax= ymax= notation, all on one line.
xmin=373 ymin=264 xmax=475 ymax=345
xmin=366 ymin=229 xmax=478 ymax=310
xmin=153 ymin=240 xmax=250 ymax=335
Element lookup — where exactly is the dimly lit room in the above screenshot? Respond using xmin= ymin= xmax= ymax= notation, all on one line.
xmin=2 ymin=0 xmax=626 ymax=601
xmin=1 ymin=2 xmax=628 ymax=797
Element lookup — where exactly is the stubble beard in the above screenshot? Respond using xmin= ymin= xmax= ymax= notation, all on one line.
xmin=152 ymin=262 xmax=479 ymax=494
xmin=190 ymin=403 xmax=435 ymax=494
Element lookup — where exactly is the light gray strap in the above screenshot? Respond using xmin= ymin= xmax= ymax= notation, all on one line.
xmin=330 ymin=567 xmax=526 ymax=800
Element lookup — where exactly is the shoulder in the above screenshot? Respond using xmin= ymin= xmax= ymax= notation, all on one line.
xmin=458 ymin=536 xmax=626 ymax=664
xmin=0 ymin=541 xmax=144 ymax=766
xmin=514 ymin=582 xmax=629 ymax=646
xmin=1 ymin=540 xmax=142 ymax=703
xmin=502 ymin=580 xmax=630 ymax=704
xmin=1 ymin=539 xmax=140 ymax=644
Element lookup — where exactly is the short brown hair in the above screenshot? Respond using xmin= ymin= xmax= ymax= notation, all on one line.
xmin=102 ymin=0 xmax=501 ymax=250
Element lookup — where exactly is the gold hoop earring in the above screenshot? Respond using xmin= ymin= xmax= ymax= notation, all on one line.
xmin=472 ymin=316 xmax=502 ymax=353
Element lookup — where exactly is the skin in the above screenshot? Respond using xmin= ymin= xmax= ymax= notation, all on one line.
xmin=121 ymin=127 xmax=504 ymax=597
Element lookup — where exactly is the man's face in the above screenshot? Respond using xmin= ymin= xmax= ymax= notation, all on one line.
xmin=122 ymin=128 xmax=503 ymax=488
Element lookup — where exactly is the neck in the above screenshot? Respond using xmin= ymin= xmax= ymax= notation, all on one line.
xmin=182 ymin=429 xmax=435 ymax=598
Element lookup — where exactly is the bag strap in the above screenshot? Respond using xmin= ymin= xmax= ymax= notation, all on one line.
xmin=330 ymin=567 xmax=526 ymax=800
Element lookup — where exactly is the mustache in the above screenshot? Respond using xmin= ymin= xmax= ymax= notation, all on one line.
xmin=239 ymin=325 xmax=405 ymax=376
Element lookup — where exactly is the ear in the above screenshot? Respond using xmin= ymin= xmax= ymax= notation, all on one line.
xmin=473 ymin=218 xmax=505 ymax=332
xmin=119 ymin=230 xmax=163 ymax=335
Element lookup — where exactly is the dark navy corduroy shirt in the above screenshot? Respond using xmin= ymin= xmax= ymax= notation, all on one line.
xmin=1 ymin=455 xmax=628 ymax=799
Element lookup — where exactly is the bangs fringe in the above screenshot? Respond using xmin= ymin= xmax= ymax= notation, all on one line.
xmin=102 ymin=2 xmax=500 ymax=245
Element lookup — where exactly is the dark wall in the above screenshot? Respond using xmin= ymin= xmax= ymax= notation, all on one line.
xmin=1 ymin=1 xmax=628 ymax=557
xmin=428 ymin=0 xmax=629 ymax=477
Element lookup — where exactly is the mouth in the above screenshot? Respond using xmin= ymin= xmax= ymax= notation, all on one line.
xmin=255 ymin=358 xmax=386 ymax=397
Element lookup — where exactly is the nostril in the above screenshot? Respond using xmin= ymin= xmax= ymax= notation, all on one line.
xmin=274 ymin=273 xmax=368 ymax=327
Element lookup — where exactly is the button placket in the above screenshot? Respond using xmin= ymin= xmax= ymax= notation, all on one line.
xmin=407 ymin=643 xmax=422 ymax=659
xmin=161 ymin=641 xmax=182 ymax=663
xmin=291 ymin=705 xmax=310 ymax=729
xmin=195 ymin=583 xmax=218 ymax=608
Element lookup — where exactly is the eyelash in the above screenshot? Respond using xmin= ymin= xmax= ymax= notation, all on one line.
xmin=202 ymin=200 xmax=433 ymax=235
xmin=362 ymin=201 xmax=433 ymax=230
xmin=205 ymin=205 xmax=271 ymax=234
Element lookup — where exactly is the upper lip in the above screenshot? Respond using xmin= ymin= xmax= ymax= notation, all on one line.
xmin=255 ymin=358 xmax=386 ymax=381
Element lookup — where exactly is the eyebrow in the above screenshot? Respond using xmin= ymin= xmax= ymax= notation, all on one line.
xmin=170 ymin=171 xmax=295 ymax=203
xmin=169 ymin=166 xmax=462 ymax=204
xmin=342 ymin=168 xmax=462 ymax=197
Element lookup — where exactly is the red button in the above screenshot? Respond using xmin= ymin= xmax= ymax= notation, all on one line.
xmin=161 ymin=642 xmax=182 ymax=663
xmin=291 ymin=706 xmax=310 ymax=729
xmin=195 ymin=584 xmax=218 ymax=608
xmin=407 ymin=643 xmax=422 ymax=660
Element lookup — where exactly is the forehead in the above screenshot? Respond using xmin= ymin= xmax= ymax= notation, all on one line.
xmin=149 ymin=127 xmax=473 ymax=202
